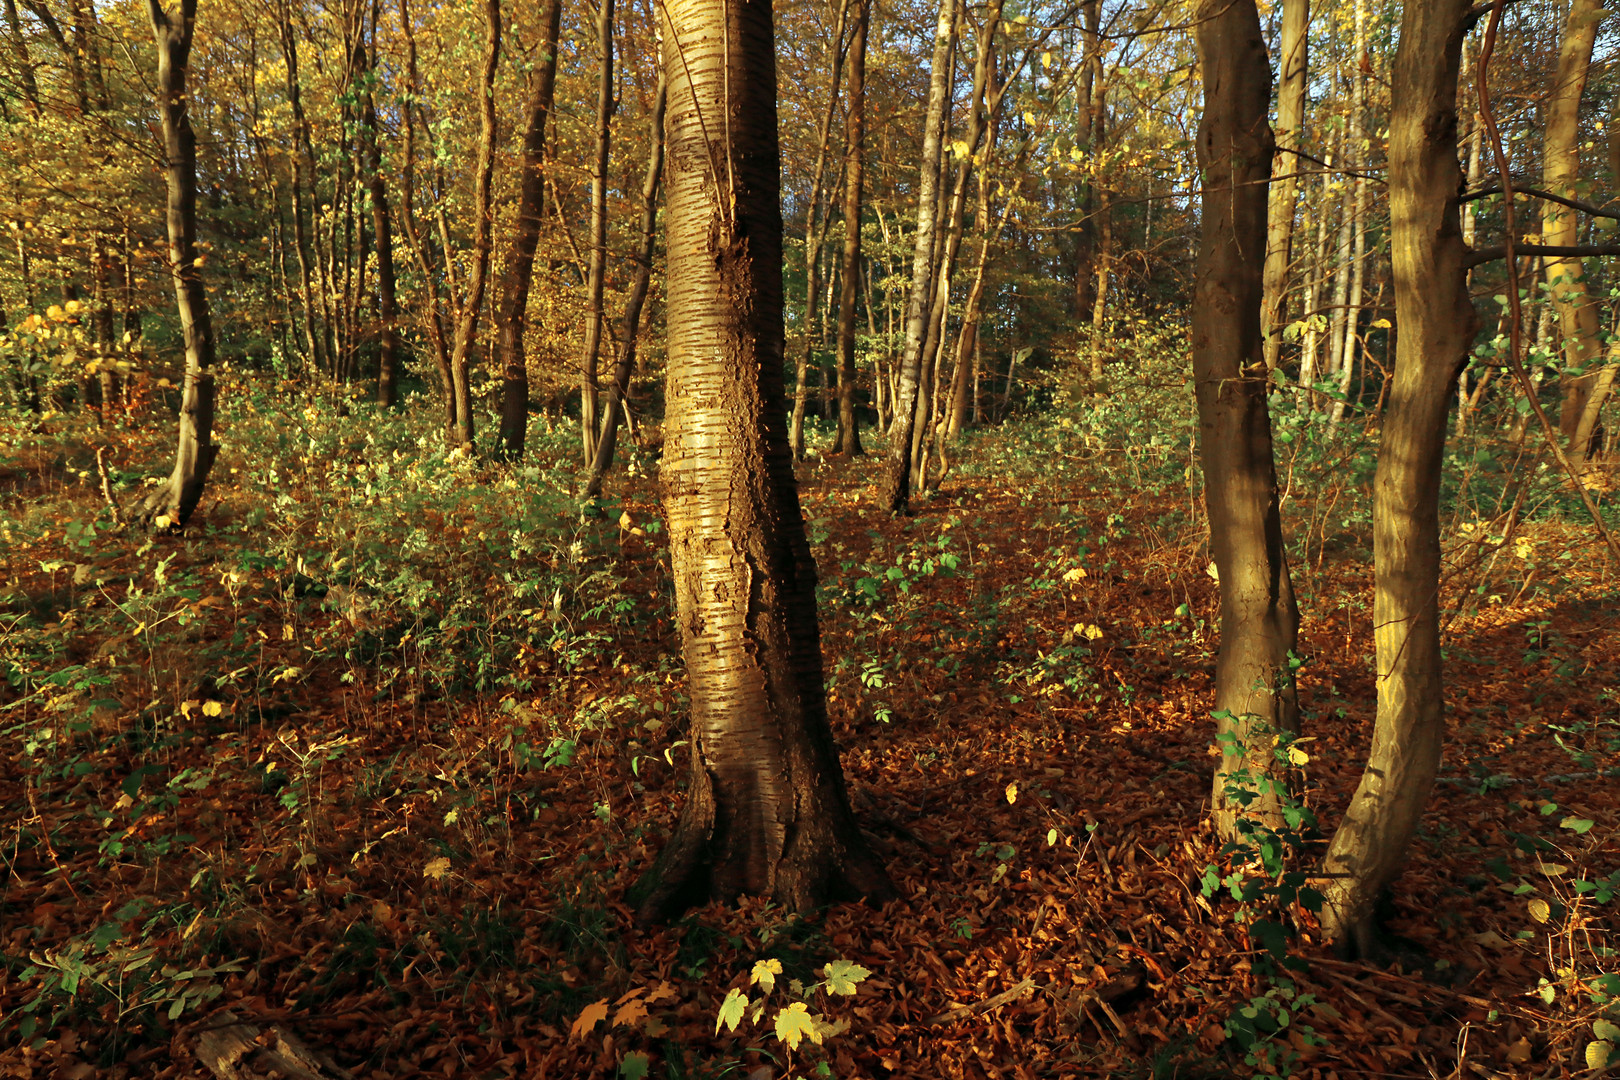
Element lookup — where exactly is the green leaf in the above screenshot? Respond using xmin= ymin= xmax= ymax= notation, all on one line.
xmin=618 ymin=1052 xmax=651 ymax=1080
xmin=821 ymin=959 xmax=872 ymax=996
xmin=716 ymin=987 xmax=748 ymax=1034
xmin=1594 ymin=1019 xmax=1620 ymax=1042
xmin=1560 ymin=816 xmax=1595 ymax=835
xmin=774 ymin=1001 xmax=822 ymax=1050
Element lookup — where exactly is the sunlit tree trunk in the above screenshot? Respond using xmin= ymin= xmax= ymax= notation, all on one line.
xmin=445 ymin=0 xmax=502 ymax=449
xmin=1261 ymin=0 xmax=1308 ymax=370
xmin=584 ymin=71 xmax=666 ymax=499
xmin=136 ymin=0 xmax=217 ymax=529
xmin=1192 ymin=0 xmax=1300 ymax=839
xmin=1542 ymin=0 xmax=1602 ymax=453
xmin=577 ymin=0 xmax=614 ymax=464
xmin=277 ymin=9 xmax=322 ymax=374
xmin=831 ymin=0 xmax=868 ymax=457
xmin=634 ymin=0 xmax=892 ymax=920
xmin=1319 ymin=0 xmax=1475 ymax=956
xmin=496 ymin=0 xmax=562 ymax=458
xmin=362 ymin=14 xmax=400 ymax=408
xmin=880 ymin=0 xmax=957 ymax=513
xmin=1330 ymin=0 xmax=1369 ymax=426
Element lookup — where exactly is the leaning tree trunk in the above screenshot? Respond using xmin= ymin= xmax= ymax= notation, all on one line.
xmin=1261 ymin=0 xmax=1308 ymax=370
xmin=1318 ymin=0 xmax=1476 ymax=956
xmin=1192 ymin=0 xmax=1300 ymax=839
xmin=584 ymin=71 xmax=666 ymax=499
xmin=136 ymin=0 xmax=217 ymax=529
xmin=633 ymin=0 xmax=892 ymax=920
xmin=879 ymin=0 xmax=957 ymax=513
xmin=1543 ymin=0 xmax=1602 ymax=451
xmin=831 ymin=0 xmax=868 ymax=458
xmin=445 ymin=0 xmax=502 ymax=449
xmin=494 ymin=0 xmax=561 ymax=458
xmin=577 ymin=0 xmax=614 ymax=464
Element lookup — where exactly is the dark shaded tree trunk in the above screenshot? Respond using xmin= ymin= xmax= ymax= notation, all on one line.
xmin=584 ymin=71 xmax=666 ymax=499
xmin=879 ymin=0 xmax=957 ymax=513
xmin=362 ymin=11 xmax=400 ymax=408
xmin=1192 ymin=0 xmax=1301 ymax=838
xmin=633 ymin=0 xmax=892 ymax=921
xmin=277 ymin=8 xmax=323 ymax=374
xmin=831 ymin=0 xmax=867 ymax=458
xmin=1318 ymin=0 xmax=1475 ymax=956
xmin=495 ymin=0 xmax=562 ymax=458
xmin=577 ymin=0 xmax=614 ymax=464
xmin=136 ymin=0 xmax=217 ymax=529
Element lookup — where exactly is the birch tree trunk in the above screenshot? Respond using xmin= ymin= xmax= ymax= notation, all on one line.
xmin=1319 ymin=0 xmax=1475 ymax=956
xmin=136 ymin=0 xmax=217 ymax=529
xmin=634 ymin=0 xmax=892 ymax=920
xmin=1192 ymin=0 xmax=1301 ymax=839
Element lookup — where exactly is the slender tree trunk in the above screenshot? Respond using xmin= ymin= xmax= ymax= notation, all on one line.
xmin=363 ymin=22 xmax=400 ymax=408
xmin=1318 ymin=0 xmax=1475 ymax=956
xmin=577 ymin=0 xmax=614 ymax=464
xmin=136 ymin=0 xmax=217 ymax=529
xmin=584 ymin=71 xmax=666 ymax=498
xmin=4 ymin=0 xmax=39 ymax=115
xmin=1330 ymin=0 xmax=1369 ymax=425
xmin=1543 ymin=0 xmax=1602 ymax=451
xmin=445 ymin=0 xmax=502 ymax=449
xmin=1193 ymin=0 xmax=1300 ymax=839
xmin=633 ymin=0 xmax=892 ymax=920
xmin=1326 ymin=118 xmax=1355 ymax=381
xmin=1261 ymin=0 xmax=1309 ymax=370
xmin=1072 ymin=0 xmax=1100 ymax=318
xmin=1299 ymin=146 xmax=1333 ymax=396
xmin=495 ymin=0 xmax=562 ymax=458
xmin=832 ymin=0 xmax=868 ymax=457
xmin=879 ymin=0 xmax=958 ymax=513
xmin=278 ymin=11 xmax=322 ymax=374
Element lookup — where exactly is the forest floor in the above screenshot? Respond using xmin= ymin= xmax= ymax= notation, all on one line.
xmin=2 ymin=386 xmax=1619 ymax=1080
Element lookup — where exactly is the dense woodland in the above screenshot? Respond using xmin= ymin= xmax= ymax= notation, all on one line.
xmin=1 ymin=0 xmax=1619 ymax=1075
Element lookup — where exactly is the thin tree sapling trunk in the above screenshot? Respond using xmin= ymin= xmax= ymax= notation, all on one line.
xmin=1261 ymin=0 xmax=1308 ymax=370
xmin=577 ymin=0 xmax=615 ymax=464
xmin=831 ymin=0 xmax=868 ymax=458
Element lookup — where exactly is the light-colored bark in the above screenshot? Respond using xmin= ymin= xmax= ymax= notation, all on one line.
xmin=578 ymin=0 xmax=614 ymax=463
xmin=1261 ymin=0 xmax=1309 ymax=370
xmin=832 ymin=0 xmax=868 ymax=457
xmin=1319 ymin=0 xmax=1475 ymax=955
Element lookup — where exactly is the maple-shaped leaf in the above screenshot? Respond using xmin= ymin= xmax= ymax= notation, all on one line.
xmin=751 ymin=958 xmax=783 ymax=994
xmin=618 ymin=1051 xmax=651 ymax=1080
xmin=774 ymin=1002 xmax=823 ymax=1050
xmin=570 ymin=998 xmax=609 ymax=1040
xmin=422 ymin=856 xmax=451 ymax=881
xmin=716 ymin=987 xmax=748 ymax=1034
xmin=821 ymin=959 xmax=872 ymax=996
xmin=613 ymin=996 xmax=648 ymax=1028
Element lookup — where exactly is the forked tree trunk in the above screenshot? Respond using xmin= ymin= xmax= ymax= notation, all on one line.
xmin=496 ymin=0 xmax=563 ymax=458
xmin=1261 ymin=0 xmax=1308 ymax=370
xmin=1543 ymin=0 xmax=1602 ymax=451
xmin=577 ymin=0 xmax=615 ymax=464
xmin=831 ymin=0 xmax=868 ymax=458
xmin=634 ymin=0 xmax=892 ymax=920
xmin=879 ymin=0 xmax=957 ymax=513
xmin=445 ymin=0 xmax=502 ymax=449
xmin=584 ymin=71 xmax=666 ymax=499
xmin=1318 ymin=0 xmax=1476 ymax=956
xmin=136 ymin=0 xmax=216 ymax=529
xmin=1192 ymin=0 xmax=1300 ymax=839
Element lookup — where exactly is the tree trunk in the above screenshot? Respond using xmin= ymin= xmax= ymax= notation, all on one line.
xmin=1318 ymin=0 xmax=1475 ymax=956
xmin=1330 ymin=0 xmax=1369 ymax=426
xmin=879 ymin=0 xmax=957 ymax=513
xmin=136 ymin=0 xmax=217 ymax=529
xmin=363 ymin=24 xmax=400 ymax=408
xmin=446 ymin=0 xmax=502 ymax=449
xmin=831 ymin=0 xmax=868 ymax=457
xmin=4 ymin=0 xmax=40 ymax=116
xmin=1543 ymin=0 xmax=1602 ymax=451
xmin=495 ymin=0 xmax=562 ymax=458
xmin=584 ymin=71 xmax=666 ymax=499
xmin=1072 ymin=0 xmax=1100 ymax=319
xmin=634 ymin=0 xmax=892 ymax=921
xmin=1192 ymin=0 xmax=1300 ymax=839
xmin=577 ymin=0 xmax=615 ymax=464
xmin=1261 ymin=0 xmax=1308 ymax=370
xmin=278 ymin=9 xmax=323 ymax=374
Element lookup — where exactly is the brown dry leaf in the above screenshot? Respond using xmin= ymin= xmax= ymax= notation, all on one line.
xmin=570 ymin=998 xmax=609 ymax=1040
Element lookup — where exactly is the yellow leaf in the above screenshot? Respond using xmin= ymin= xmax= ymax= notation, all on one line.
xmin=570 ymin=998 xmax=609 ymax=1039
xmin=619 ymin=510 xmax=634 ymax=531
xmin=1528 ymin=898 xmax=1551 ymax=923
xmin=422 ymin=856 xmax=452 ymax=880
xmin=201 ymin=700 xmax=223 ymax=717
xmin=774 ymin=1002 xmax=822 ymax=1050
xmin=1062 ymin=566 xmax=1087 ymax=582
xmin=751 ymin=958 xmax=783 ymax=995
xmin=1287 ymin=745 xmax=1310 ymax=766
xmin=1587 ymin=1041 xmax=1614 ymax=1071
xmin=1371 ymin=318 xmax=1391 ymax=329
xmin=1004 ymin=782 xmax=1018 ymax=804
xmin=153 ymin=514 xmax=173 ymax=530
xmin=1082 ymin=624 xmax=1104 ymax=641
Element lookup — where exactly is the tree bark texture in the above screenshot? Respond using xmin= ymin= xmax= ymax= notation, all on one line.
xmin=1261 ymin=0 xmax=1308 ymax=371
xmin=634 ymin=0 xmax=892 ymax=920
xmin=496 ymin=0 xmax=563 ymax=458
xmin=578 ymin=0 xmax=615 ymax=464
xmin=137 ymin=0 xmax=216 ymax=528
xmin=363 ymin=37 xmax=401 ymax=408
xmin=1542 ymin=0 xmax=1602 ymax=451
xmin=879 ymin=0 xmax=957 ymax=514
xmin=831 ymin=0 xmax=868 ymax=457
xmin=1318 ymin=0 xmax=1475 ymax=956
xmin=1192 ymin=0 xmax=1300 ymax=839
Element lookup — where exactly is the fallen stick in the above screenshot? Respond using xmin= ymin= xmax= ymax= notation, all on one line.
xmin=924 ymin=977 xmax=1038 ymax=1025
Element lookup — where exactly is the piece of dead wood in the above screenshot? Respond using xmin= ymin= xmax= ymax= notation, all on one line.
xmin=195 ymin=1012 xmax=354 ymax=1080
xmin=924 ymin=977 xmax=1038 ymax=1025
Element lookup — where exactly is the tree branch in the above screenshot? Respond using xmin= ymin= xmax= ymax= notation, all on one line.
xmin=1462 ymin=184 xmax=1620 ymax=219
xmin=1465 ymin=243 xmax=1620 ymax=269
